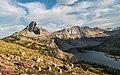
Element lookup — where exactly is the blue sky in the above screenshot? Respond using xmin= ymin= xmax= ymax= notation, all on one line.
xmin=0 ymin=0 xmax=120 ymax=38
xmin=18 ymin=0 xmax=57 ymax=9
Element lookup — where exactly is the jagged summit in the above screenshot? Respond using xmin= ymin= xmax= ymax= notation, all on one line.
xmin=52 ymin=26 xmax=107 ymax=39
xmin=24 ymin=21 xmax=41 ymax=34
xmin=25 ymin=21 xmax=40 ymax=31
xmin=13 ymin=21 xmax=50 ymax=37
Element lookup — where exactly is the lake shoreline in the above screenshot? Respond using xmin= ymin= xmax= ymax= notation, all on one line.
xmin=66 ymin=46 xmax=120 ymax=59
xmin=66 ymin=49 xmax=120 ymax=70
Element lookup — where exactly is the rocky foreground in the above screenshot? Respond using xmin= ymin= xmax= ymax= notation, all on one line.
xmin=0 ymin=40 xmax=120 ymax=75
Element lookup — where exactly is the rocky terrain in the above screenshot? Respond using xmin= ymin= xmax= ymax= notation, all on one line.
xmin=3 ymin=21 xmax=72 ymax=60
xmin=4 ymin=21 xmax=120 ymax=52
xmin=12 ymin=21 xmax=51 ymax=40
xmin=3 ymin=21 xmax=120 ymax=56
xmin=52 ymin=25 xmax=120 ymax=56
xmin=1 ymin=21 xmax=120 ymax=74
xmin=52 ymin=26 xmax=107 ymax=39
xmin=52 ymin=26 xmax=109 ymax=50
xmin=94 ymin=28 xmax=120 ymax=56
xmin=1 ymin=40 xmax=120 ymax=74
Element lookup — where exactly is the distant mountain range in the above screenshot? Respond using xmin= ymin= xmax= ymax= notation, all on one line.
xmin=94 ymin=28 xmax=120 ymax=56
xmin=3 ymin=21 xmax=120 ymax=55
xmin=1 ymin=21 xmax=120 ymax=74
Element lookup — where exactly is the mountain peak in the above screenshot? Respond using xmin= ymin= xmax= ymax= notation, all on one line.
xmin=52 ymin=26 xmax=106 ymax=39
xmin=12 ymin=21 xmax=50 ymax=37
xmin=22 ymin=21 xmax=50 ymax=36
xmin=24 ymin=21 xmax=41 ymax=34
xmin=28 ymin=21 xmax=39 ymax=28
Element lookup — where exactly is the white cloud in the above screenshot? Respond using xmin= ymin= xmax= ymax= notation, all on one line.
xmin=113 ymin=4 xmax=120 ymax=8
xmin=18 ymin=2 xmax=86 ymax=30
xmin=86 ymin=15 xmax=120 ymax=28
xmin=0 ymin=28 xmax=3 ymax=30
xmin=17 ymin=0 xmax=120 ymax=31
xmin=0 ymin=0 xmax=26 ymax=38
xmin=94 ymin=8 xmax=112 ymax=13
xmin=0 ymin=0 xmax=26 ymax=24
xmin=0 ymin=0 xmax=120 ymax=38
xmin=73 ymin=1 xmax=94 ymax=9
xmin=96 ymin=0 xmax=117 ymax=7
xmin=0 ymin=25 xmax=25 ymax=38
xmin=57 ymin=0 xmax=78 ymax=4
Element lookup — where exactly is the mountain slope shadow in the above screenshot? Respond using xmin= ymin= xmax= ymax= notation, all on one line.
xmin=53 ymin=36 xmax=110 ymax=51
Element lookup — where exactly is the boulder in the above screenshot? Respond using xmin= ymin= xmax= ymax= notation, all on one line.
xmin=0 ymin=65 xmax=15 ymax=74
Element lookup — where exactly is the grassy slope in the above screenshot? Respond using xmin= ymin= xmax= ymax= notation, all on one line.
xmin=0 ymin=40 xmax=63 ymax=73
xmin=0 ymin=40 xmax=101 ymax=75
xmin=2 ymin=33 xmax=120 ymax=74
xmin=3 ymin=35 xmax=73 ymax=60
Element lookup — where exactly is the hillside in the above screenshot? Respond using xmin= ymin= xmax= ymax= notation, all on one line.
xmin=3 ymin=21 xmax=72 ymax=60
xmin=0 ymin=40 xmax=120 ymax=74
xmin=0 ymin=40 xmax=64 ymax=74
xmin=93 ymin=28 xmax=120 ymax=56
xmin=0 ymin=40 xmax=91 ymax=74
xmin=94 ymin=33 xmax=120 ymax=56
xmin=1 ymin=21 xmax=120 ymax=74
xmin=52 ymin=26 xmax=109 ymax=50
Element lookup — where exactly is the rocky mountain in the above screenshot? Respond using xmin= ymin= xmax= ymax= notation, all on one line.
xmin=1 ymin=40 xmax=119 ymax=74
xmin=1 ymin=21 xmax=120 ymax=74
xmin=24 ymin=21 xmax=50 ymax=35
xmin=52 ymin=26 xmax=109 ymax=50
xmin=0 ymin=22 xmax=119 ymax=75
xmin=13 ymin=21 xmax=50 ymax=39
xmin=94 ymin=28 xmax=120 ymax=56
xmin=3 ymin=21 xmax=72 ymax=60
xmin=4 ymin=21 xmax=109 ymax=51
xmin=52 ymin=26 xmax=107 ymax=39
xmin=4 ymin=21 xmax=120 ymax=53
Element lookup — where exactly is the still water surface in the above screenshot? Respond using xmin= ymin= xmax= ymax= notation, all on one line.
xmin=67 ymin=50 xmax=120 ymax=70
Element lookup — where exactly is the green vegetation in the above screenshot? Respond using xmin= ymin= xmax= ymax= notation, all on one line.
xmin=0 ymin=40 xmax=104 ymax=75
xmin=3 ymin=35 xmax=20 ymax=42
xmin=3 ymin=35 xmax=72 ymax=60
xmin=2 ymin=35 xmax=120 ymax=75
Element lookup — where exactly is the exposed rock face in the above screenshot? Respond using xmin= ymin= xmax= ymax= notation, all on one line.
xmin=4 ymin=21 xmax=120 ymax=52
xmin=24 ymin=21 xmax=41 ymax=34
xmin=3 ymin=21 xmax=73 ymax=60
xmin=52 ymin=26 xmax=107 ymax=39
xmin=52 ymin=26 xmax=109 ymax=50
xmin=13 ymin=21 xmax=50 ymax=37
